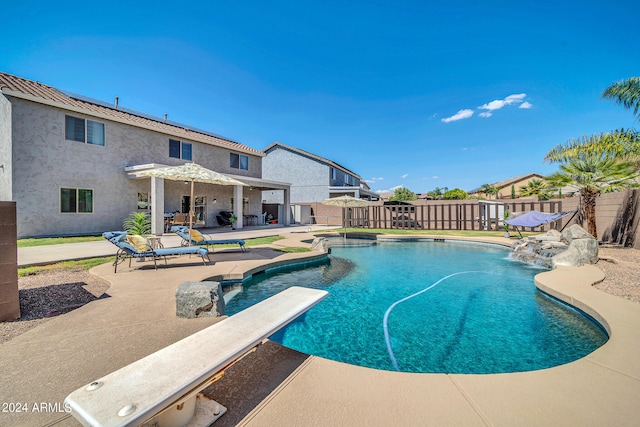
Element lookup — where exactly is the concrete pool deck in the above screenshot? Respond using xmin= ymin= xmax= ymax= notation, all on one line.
xmin=3 ymin=231 xmax=640 ymax=426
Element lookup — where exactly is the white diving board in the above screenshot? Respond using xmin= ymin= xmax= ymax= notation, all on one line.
xmin=65 ymin=286 xmax=328 ymax=427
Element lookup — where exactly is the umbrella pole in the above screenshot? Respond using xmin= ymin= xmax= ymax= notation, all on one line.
xmin=189 ymin=179 xmax=195 ymax=246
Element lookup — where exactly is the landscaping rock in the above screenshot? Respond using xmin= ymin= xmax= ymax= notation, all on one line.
xmin=552 ymin=238 xmax=599 ymax=268
xmin=311 ymin=237 xmax=331 ymax=254
xmin=562 ymin=224 xmax=594 ymax=242
xmin=510 ymin=224 xmax=598 ymax=268
xmin=176 ymin=281 xmax=226 ymax=318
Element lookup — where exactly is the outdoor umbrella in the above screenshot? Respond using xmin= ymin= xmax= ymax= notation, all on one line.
xmin=133 ymin=163 xmax=247 ymax=243
xmin=321 ymin=195 xmax=371 ymax=238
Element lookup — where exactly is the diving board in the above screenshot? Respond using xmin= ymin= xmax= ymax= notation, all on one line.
xmin=65 ymin=286 xmax=328 ymax=427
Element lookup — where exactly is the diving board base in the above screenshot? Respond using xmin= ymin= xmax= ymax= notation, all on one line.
xmin=141 ymin=394 xmax=227 ymax=427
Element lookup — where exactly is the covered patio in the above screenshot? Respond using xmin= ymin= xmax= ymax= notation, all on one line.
xmin=126 ymin=164 xmax=292 ymax=236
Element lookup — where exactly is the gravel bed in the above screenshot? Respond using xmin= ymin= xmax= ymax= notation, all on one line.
xmin=1 ymin=247 xmax=638 ymax=344
xmin=0 ymin=269 xmax=110 ymax=344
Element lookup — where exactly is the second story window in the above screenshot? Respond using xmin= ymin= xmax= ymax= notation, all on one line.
xmin=331 ymin=168 xmax=337 ymax=180
xmin=230 ymin=153 xmax=248 ymax=170
xmin=169 ymin=139 xmax=192 ymax=161
xmin=65 ymin=115 xmax=105 ymax=146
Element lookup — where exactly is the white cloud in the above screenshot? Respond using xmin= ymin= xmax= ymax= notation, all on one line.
xmin=442 ymin=93 xmax=530 ymax=123
xmin=364 ymin=177 xmax=384 ymax=183
xmin=441 ymin=109 xmax=474 ymax=123
xmin=479 ymin=93 xmax=527 ymax=112
xmin=376 ymin=184 xmax=404 ymax=194
xmin=401 ymin=173 xmax=408 ymax=178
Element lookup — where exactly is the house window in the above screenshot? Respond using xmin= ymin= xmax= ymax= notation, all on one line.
xmin=230 ymin=153 xmax=248 ymax=170
xmin=169 ymin=139 xmax=192 ymax=161
xmin=65 ymin=115 xmax=105 ymax=146
xmin=344 ymin=174 xmax=350 ymax=185
xmin=61 ymin=188 xmax=93 ymax=213
xmin=331 ymin=168 xmax=337 ymax=180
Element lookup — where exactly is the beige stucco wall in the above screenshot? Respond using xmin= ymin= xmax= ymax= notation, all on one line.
xmin=10 ymin=98 xmax=262 ymax=237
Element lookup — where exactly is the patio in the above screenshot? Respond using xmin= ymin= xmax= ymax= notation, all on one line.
xmin=2 ymin=231 xmax=640 ymax=426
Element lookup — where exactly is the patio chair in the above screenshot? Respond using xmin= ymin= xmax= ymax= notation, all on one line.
xmin=102 ymin=231 xmax=211 ymax=273
xmin=170 ymin=226 xmax=246 ymax=252
xmin=170 ymin=213 xmax=188 ymax=227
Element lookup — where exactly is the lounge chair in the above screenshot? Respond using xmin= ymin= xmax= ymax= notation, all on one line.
xmin=103 ymin=231 xmax=211 ymax=273
xmin=170 ymin=226 xmax=246 ymax=252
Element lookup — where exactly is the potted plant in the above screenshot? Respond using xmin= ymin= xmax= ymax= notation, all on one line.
xmin=123 ymin=212 xmax=151 ymax=236
xmin=229 ymin=213 xmax=237 ymax=229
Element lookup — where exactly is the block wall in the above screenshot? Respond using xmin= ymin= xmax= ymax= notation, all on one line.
xmin=0 ymin=201 xmax=19 ymax=320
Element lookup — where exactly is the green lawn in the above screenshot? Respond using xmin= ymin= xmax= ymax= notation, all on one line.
xmin=17 ymin=235 xmax=103 ymax=248
xmin=18 ymin=257 xmax=116 ymax=277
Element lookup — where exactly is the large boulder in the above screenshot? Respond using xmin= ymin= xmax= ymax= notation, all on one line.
xmin=551 ymin=237 xmax=599 ymax=268
xmin=561 ymin=224 xmax=595 ymax=243
xmin=510 ymin=224 xmax=598 ymax=268
xmin=176 ymin=281 xmax=226 ymax=318
xmin=311 ymin=237 xmax=331 ymax=254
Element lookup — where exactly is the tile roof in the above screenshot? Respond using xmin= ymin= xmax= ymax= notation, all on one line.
xmin=469 ymin=173 xmax=545 ymax=193
xmin=263 ymin=142 xmax=361 ymax=179
xmin=0 ymin=72 xmax=262 ymax=156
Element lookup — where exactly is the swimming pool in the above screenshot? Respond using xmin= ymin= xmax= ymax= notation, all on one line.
xmin=223 ymin=239 xmax=608 ymax=374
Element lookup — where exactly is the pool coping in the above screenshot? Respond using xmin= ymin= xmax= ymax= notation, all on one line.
xmin=236 ymin=233 xmax=640 ymax=426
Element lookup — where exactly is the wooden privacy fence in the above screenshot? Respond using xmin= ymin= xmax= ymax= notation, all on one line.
xmin=344 ymin=200 xmax=567 ymax=232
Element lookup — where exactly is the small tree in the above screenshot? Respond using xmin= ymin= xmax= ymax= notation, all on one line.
xmin=511 ymin=184 xmax=516 ymax=199
xmin=389 ymin=187 xmax=417 ymax=201
xmin=442 ymin=188 xmax=468 ymax=200
xmin=123 ymin=212 xmax=151 ymax=236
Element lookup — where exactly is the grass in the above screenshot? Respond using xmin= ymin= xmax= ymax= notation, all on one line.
xmin=18 ymin=235 xmax=103 ymax=248
xmin=275 ymin=247 xmax=311 ymax=253
xmin=18 ymin=257 xmax=116 ymax=277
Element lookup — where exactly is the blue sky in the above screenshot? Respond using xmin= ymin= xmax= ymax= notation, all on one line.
xmin=2 ymin=1 xmax=639 ymax=193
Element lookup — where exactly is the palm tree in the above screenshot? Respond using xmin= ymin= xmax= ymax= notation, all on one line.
xmin=602 ymin=77 xmax=640 ymax=121
xmin=544 ymin=129 xmax=640 ymax=168
xmin=481 ymin=183 xmax=498 ymax=200
xmin=519 ymin=179 xmax=549 ymax=198
xmin=545 ymin=151 xmax=638 ymax=237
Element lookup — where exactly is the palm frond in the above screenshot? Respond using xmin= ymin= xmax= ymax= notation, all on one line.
xmin=602 ymin=77 xmax=640 ymax=120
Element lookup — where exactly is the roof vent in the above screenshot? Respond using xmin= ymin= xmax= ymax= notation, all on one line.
xmin=115 ymin=96 xmax=119 ymax=109
xmin=164 ymin=114 xmax=167 ymax=123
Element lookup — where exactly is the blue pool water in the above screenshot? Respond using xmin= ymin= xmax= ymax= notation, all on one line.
xmin=223 ymin=239 xmax=608 ymax=374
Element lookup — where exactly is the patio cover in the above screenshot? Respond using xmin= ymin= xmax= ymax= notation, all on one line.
xmin=505 ymin=210 xmax=575 ymax=228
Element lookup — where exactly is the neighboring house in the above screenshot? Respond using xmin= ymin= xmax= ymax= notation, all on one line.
xmin=261 ymin=142 xmax=379 ymax=203
xmin=0 ymin=72 xmax=290 ymax=237
xmin=468 ymin=173 xmax=546 ymax=199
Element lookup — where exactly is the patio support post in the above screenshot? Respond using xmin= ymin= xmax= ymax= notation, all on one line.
xmin=233 ymin=185 xmax=243 ymax=229
xmin=151 ymin=177 xmax=165 ymax=236
xmin=283 ymin=187 xmax=291 ymax=226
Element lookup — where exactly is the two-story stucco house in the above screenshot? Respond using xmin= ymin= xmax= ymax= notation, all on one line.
xmin=0 ymin=72 xmax=290 ymax=238
xmin=261 ymin=142 xmax=378 ymax=204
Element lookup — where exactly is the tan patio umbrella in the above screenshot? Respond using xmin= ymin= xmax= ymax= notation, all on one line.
xmin=321 ymin=195 xmax=371 ymax=238
xmin=133 ymin=163 xmax=247 ymax=243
